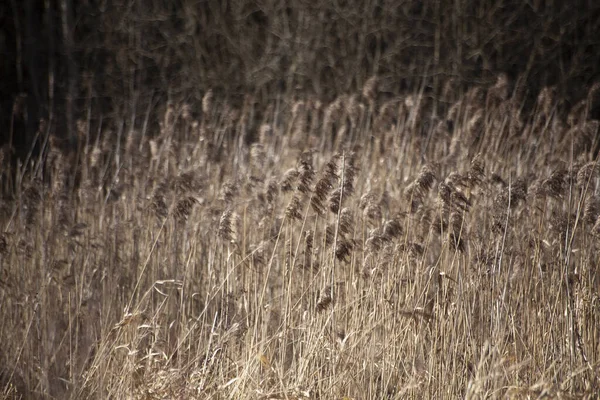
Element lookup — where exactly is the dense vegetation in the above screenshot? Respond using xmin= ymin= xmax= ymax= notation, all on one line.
xmin=3 ymin=0 xmax=600 ymax=149
xmin=1 ymin=75 xmax=599 ymax=398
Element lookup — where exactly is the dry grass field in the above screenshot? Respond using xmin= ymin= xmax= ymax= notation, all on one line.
xmin=1 ymin=75 xmax=600 ymax=399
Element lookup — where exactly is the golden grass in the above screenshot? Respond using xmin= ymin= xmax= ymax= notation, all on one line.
xmin=1 ymin=76 xmax=600 ymax=399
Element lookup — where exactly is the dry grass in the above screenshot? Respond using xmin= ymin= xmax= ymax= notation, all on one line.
xmin=1 ymin=76 xmax=600 ymax=399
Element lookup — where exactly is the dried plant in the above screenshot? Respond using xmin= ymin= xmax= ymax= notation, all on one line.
xmin=281 ymin=168 xmax=299 ymax=192
xmin=285 ymin=195 xmax=303 ymax=221
xmin=316 ymin=285 xmax=333 ymax=312
xmin=218 ymin=209 xmax=235 ymax=242
xmin=4 ymin=68 xmax=600 ymax=400
xmin=297 ymin=159 xmax=315 ymax=194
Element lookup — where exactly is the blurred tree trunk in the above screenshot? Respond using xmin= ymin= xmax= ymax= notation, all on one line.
xmin=60 ymin=0 xmax=76 ymax=147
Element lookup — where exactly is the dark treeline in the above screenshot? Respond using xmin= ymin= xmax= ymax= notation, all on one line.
xmin=2 ymin=0 xmax=600 ymax=158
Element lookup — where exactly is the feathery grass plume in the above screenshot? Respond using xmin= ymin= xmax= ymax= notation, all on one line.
xmin=550 ymin=210 xmax=573 ymax=243
xmin=245 ymin=174 xmax=265 ymax=196
xmin=325 ymin=153 xmax=341 ymax=180
xmin=322 ymin=96 xmax=344 ymax=144
xmin=220 ymin=180 xmax=239 ymax=206
xmin=17 ymin=240 xmax=34 ymax=259
xmin=417 ymin=164 xmax=437 ymax=192
xmin=366 ymin=229 xmax=387 ymax=253
xmin=335 ymin=237 xmax=354 ymax=262
xmin=285 ymin=195 xmax=302 ymax=221
xmin=437 ymin=181 xmax=454 ymax=216
xmin=281 ymin=168 xmax=299 ymax=192
xmin=218 ymin=209 xmax=235 ymax=242
xmin=510 ymin=177 xmax=528 ymax=207
xmin=450 ymin=186 xmax=472 ymax=213
xmin=362 ymin=76 xmax=378 ymax=104
xmin=23 ymin=180 xmax=42 ymax=227
xmin=328 ymin=188 xmax=342 ymax=214
xmin=437 ymin=181 xmax=452 ymax=205
xmin=490 ymin=172 xmax=507 ymax=187
xmin=407 ymin=242 xmax=425 ymax=259
xmin=382 ymin=218 xmax=403 ymax=240
xmin=255 ymin=189 xmax=268 ymax=214
xmin=468 ymin=154 xmax=485 ymax=189
xmin=405 ymin=164 xmax=437 ymax=212
xmin=577 ymin=161 xmax=599 ymax=190
xmin=321 ymin=224 xmax=335 ymax=249
xmin=342 ymin=150 xmax=359 ymax=196
xmin=541 ymin=168 xmax=568 ymax=199
xmin=172 ymin=171 xmax=201 ymax=196
xmin=202 ymin=89 xmax=213 ymax=116
xmin=438 ymin=179 xmax=471 ymax=215
xmin=404 ymin=181 xmax=423 ymax=212
xmin=311 ymin=185 xmax=329 ymax=215
xmin=493 ymin=177 xmax=528 ymax=211
xmin=69 ymin=222 xmax=88 ymax=239
xmin=359 ymin=191 xmax=378 ymax=210
xmin=151 ymin=181 xmax=169 ymax=219
xmin=303 ymin=230 xmax=315 ymax=271
xmin=414 ymin=205 xmax=435 ymax=240
xmin=377 ymin=243 xmax=396 ymax=271
xmin=174 ymin=196 xmax=198 ymax=223
xmin=446 ymin=172 xmax=469 ymax=191
xmin=316 ymin=285 xmax=333 ymax=312
xmin=312 ymin=155 xmax=339 ymax=215
xmin=338 ymin=208 xmax=354 ymax=236
xmin=584 ymin=195 xmax=600 ymax=225
xmin=363 ymin=202 xmax=382 ymax=225
xmin=297 ymin=158 xmax=315 ymax=194
xmin=491 ymin=210 xmax=509 ymax=236
xmin=528 ymin=176 xmax=544 ymax=199
xmin=264 ymin=178 xmax=279 ymax=209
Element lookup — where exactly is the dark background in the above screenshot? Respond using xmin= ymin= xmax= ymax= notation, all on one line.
xmin=2 ymin=0 xmax=600 ymax=158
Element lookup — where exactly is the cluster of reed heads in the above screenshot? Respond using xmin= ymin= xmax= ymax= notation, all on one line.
xmin=1 ymin=74 xmax=599 ymax=399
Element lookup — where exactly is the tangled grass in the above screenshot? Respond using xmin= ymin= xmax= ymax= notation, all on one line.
xmin=1 ymin=76 xmax=600 ymax=399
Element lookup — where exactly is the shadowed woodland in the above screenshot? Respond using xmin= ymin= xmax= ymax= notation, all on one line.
xmin=3 ymin=0 xmax=600 ymax=153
